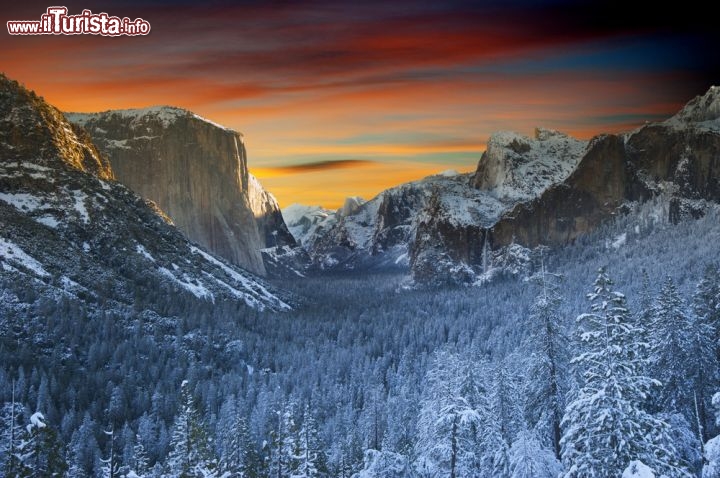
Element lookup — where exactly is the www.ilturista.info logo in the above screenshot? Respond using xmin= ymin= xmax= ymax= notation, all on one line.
xmin=7 ymin=7 xmax=151 ymax=36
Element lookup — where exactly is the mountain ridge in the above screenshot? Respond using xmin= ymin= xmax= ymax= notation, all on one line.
xmin=0 ymin=73 xmax=290 ymax=314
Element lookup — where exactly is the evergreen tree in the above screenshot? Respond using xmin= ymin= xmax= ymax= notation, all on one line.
xmin=482 ymin=361 xmax=522 ymax=477
xmin=509 ymin=428 xmax=562 ymax=478
xmin=167 ymin=380 xmax=218 ymax=478
xmin=131 ymin=433 xmax=149 ymax=477
xmin=100 ymin=427 xmax=120 ymax=478
xmin=650 ymin=276 xmax=717 ymax=443
xmin=1 ymin=383 xmax=26 ymax=477
xmin=524 ymin=264 xmax=568 ymax=459
xmin=67 ymin=412 xmax=100 ymax=478
xmin=292 ymin=404 xmax=327 ymax=478
xmin=18 ymin=411 xmax=67 ymax=477
xmin=220 ymin=405 xmax=260 ymax=477
xmin=561 ymin=268 xmax=689 ymax=478
xmin=414 ymin=351 xmax=481 ymax=478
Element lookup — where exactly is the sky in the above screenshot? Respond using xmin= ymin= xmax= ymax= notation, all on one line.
xmin=2 ymin=0 xmax=718 ymax=209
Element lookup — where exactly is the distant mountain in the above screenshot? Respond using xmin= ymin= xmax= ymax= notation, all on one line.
xmin=286 ymin=129 xmax=587 ymax=273
xmin=0 ymin=74 xmax=290 ymax=315
xmin=66 ymin=106 xmax=295 ymax=277
xmin=286 ymin=88 xmax=720 ymax=285
xmin=412 ymin=86 xmax=720 ymax=284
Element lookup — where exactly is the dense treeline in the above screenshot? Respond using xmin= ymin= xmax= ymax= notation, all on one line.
xmin=1 ymin=207 xmax=720 ymax=477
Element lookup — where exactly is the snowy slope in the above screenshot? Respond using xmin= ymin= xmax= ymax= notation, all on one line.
xmin=0 ymin=75 xmax=290 ymax=313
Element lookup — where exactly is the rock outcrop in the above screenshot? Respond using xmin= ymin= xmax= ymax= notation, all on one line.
xmin=67 ymin=107 xmax=294 ymax=276
xmin=290 ymin=130 xmax=587 ymax=273
xmin=0 ymin=74 xmax=290 ymax=314
xmin=410 ymin=86 xmax=720 ymax=284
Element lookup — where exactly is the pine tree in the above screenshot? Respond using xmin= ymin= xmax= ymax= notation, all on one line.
xmin=561 ymin=267 xmax=689 ymax=478
xmin=650 ymin=276 xmax=716 ymax=444
xmin=524 ymin=262 xmax=568 ymax=459
xmin=67 ymin=412 xmax=100 ymax=478
xmin=18 ymin=411 xmax=67 ymax=477
xmin=693 ymin=265 xmax=720 ymax=439
xmin=131 ymin=433 xmax=149 ymax=477
xmin=220 ymin=405 xmax=259 ymax=478
xmin=100 ymin=427 xmax=120 ymax=478
xmin=509 ymin=428 xmax=562 ymax=478
xmin=414 ymin=351 xmax=481 ymax=478
xmin=167 ymin=380 xmax=218 ymax=478
xmin=1 ymin=383 xmax=27 ymax=477
xmin=482 ymin=361 xmax=522 ymax=476
xmin=292 ymin=404 xmax=327 ymax=478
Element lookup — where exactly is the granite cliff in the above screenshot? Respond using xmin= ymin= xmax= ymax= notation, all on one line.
xmin=0 ymin=74 xmax=289 ymax=314
xmin=67 ymin=108 xmax=294 ymax=276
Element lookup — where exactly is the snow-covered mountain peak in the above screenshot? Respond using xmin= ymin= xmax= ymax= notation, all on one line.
xmin=66 ymin=106 xmax=238 ymax=133
xmin=339 ymin=196 xmax=366 ymax=217
xmin=668 ymin=86 xmax=720 ymax=128
xmin=474 ymin=128 xmax=587 ymax=201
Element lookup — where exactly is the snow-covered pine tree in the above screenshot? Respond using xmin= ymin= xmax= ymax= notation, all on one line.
xmin=508 ymin=428 xmax=562 ymax=478
xmin=18 ymin=411 xmax=67 ymax=477
xmin=292 ymin=404 xmax=327 ymax=478
xmin=269 ymin=402 xmax=299 ymax=478
xmin=693 ymin=265 xmax=720 ymax=439
xmin=220 ymin=404 xmax=260 ymax=477
xmin=67 ymin=412 xmax=100 ymax=478
xmin=650 ymin=276 xmax=717 ymax=444
xmin=482 ymin=360 xmax=522 ymax=476
xmin=167 ymin=380 xmax=218 ymax=478
xmin=130 ymin=433 xmax=149 ymax=477
xmin=560 ymin=267 xmax=689 ymax=478
xmin=703 ymin=392 xmax=720 ymax=478
xmin=694 ymin=263 xmax=720 ymax=361
xmin=100 ymin=427 xmax=120 ymax=478
xmin=0 ymin=381 xmax=26 ymax=477
xmin=414 ymin=351 xmax=481 ymax=478
xmin=524 ymin=262 xmax=568 ymax=459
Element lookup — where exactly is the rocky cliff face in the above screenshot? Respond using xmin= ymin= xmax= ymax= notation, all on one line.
xmin=0 ymin=74 xmax=289 ymax=314
xmin=66 ymin=107 xmax=294 ymax=276
xmin=291 ymin=129 xmax=587 ymax=274
xmin=410 ymin=86 xmax=720 ymax=284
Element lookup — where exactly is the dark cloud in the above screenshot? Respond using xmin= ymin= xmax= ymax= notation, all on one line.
xmin=260 ymin=159 xmax=375 ymax=174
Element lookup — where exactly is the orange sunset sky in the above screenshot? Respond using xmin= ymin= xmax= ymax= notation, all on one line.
xmin=2 ymin=1 xmax=717 ymax=208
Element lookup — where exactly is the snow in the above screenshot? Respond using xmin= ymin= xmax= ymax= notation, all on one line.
xmin=665 ymin=85 xmax=720 ymax=131
xmin=60 ymin=276 xmax=81 ymax=290
xmin=36 ymin=215 xmax=59 ymax=228
xmin=610 ymin=233 xmax=627 ymax=250
xmin=158 ymin=267 xmax=214 ymax=301
xmin=82 ymin=242 xmax=91 ymax=252
xmin=622 ymin=460 xmax=655 ymax=478
xmin=69 ymin=106 xmax=238 ymax=132
xmin=26 ymin=411 xmax=46 ymax=433
xmin=437 ymin=169 xmax=459 ymax=177
xmin=192 ymin=113 xmax=235 ymax=132
xmin=0 ymin=192 xmax=46 ymax=212
xmin=479 ymin=128 xmax=587 ymax=202
xmin=72 ymin=190 xmax=90 ymax=223
xmin=282 ymin=203 xmax=335 ymax=245
xmin=191 ymin=246 xmax=290 ymax=310
xmin=0 ymin=237 xmax=49 ymax=277
xmin=136 ymin=244 xmax=155 ymax=262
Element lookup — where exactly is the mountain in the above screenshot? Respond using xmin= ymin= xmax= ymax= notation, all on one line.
xmin=289 ymin=130 xmax=586 ymax=273
xmin=66 ymin=107 xmax=295 ymax=277
xmin=0 ymin=74 xmax=290 ymax=315
xmin=287 ymin=88 xmax=719 ymax=285
xmin=411 ymin=86 xmax=720 ymax=284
